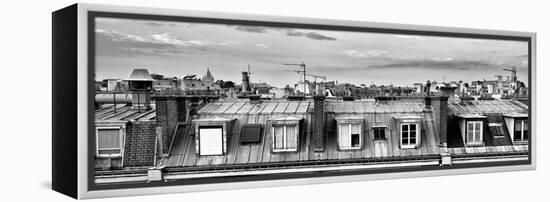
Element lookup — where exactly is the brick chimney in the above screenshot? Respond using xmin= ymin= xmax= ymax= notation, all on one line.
xmin=153 ymin=96 xmax=188 ymax=155
xmin=242 ymin=72 xmax=251 ymax=93
xmin=426 ymin=96 xmax=449 ymax=145
xmin=312 ymin=95 xmax=326 ymax=152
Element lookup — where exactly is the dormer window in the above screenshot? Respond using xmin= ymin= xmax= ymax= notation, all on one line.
xmin=192 ymin=117 xmax=235 ymax=156
xmin=372 ymin=126 xmax=386 ymax=140
xmin=96 ymin=127 xmax=123 ymax=158
xmin=466 ymin=121 xmax=483 ymax=145
xmin=400 ymin=123 xmax=418 ymax=149
xmin=457 ymin=114 xmax=487 ymax=147
xmin=503 ymin=114 xmax=528 ymax=144
xmin=336 ymin=116 xmax=364 ymax=150
xmin=272 ymin=124 xmax=298 ymax=151
xmin=514 ymin=120 xmax=528 ymax=142
xmin=269 ymin=116 xmax=302 ymax=152
xmin=394 ymin=116 xmax=422 ymax=149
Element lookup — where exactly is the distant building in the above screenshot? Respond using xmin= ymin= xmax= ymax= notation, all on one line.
xmin=181 ymin=69 xmax=221 ymax=95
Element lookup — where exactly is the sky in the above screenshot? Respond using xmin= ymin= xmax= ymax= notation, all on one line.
xmin=95 ymin=17 xmax=529 ymax=88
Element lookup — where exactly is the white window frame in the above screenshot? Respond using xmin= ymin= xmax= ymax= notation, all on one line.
xmin=338 ymin=123 xmax=362 ymax=150
xmin=96 ymin=126 xmax=123 ymax=158
xmin=514 ymin=120 xmax=528 ymax=142
xmin=198 ymin=127 xmax=224 ymax=156
xmin=272 ymin=124 xmax=298 ymax=152
xmin=466 ymin=121 xmax=483 ymax=145
xmin=400 ymin=123 xmax=419 ymax=149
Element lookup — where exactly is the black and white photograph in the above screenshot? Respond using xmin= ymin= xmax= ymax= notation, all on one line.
xmin=91 ymin=14 xmax=531 ymax=188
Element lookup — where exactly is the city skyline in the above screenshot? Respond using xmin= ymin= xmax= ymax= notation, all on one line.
xmin=95 ymin=17 xmax=529 ymax=88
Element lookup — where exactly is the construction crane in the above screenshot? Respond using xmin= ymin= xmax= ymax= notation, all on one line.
xmin=283 ymin=62 xmax=307 ymax=94
xmin=503 ymin=66 xmax=517 ymax=83
xmin=293 ymin=71 xmax=326 ymax=82
xmin=503 ymin=66 xmax=518 ymax=97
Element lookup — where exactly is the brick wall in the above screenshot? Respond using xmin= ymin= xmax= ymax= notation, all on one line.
xmin=123 ymin=121 xmax=157 ymax=167
xmin=428 ymin=96 xmax=449 ymax=145
xmin=312 ymin=95 xmax=326 ymax=151
xmin=155 ymin=97 xmax=181 ymax=154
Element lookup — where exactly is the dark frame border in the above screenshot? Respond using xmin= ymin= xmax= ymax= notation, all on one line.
xmin=87 ymin=11 xmax=532 ymax=191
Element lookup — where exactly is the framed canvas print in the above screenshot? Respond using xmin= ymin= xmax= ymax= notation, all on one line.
xmin=52 ymin=3 xmax=536 ymax=199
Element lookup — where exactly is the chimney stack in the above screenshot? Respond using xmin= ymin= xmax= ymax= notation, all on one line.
xmin=425 ymin=96 xmax=449 ymax=145
xmin=242 ymin=72 xmax=251 ymax=93
xmin=312 ymin=95 xmax=326 ymax=152
xmin=126 ymin=69 xmax=154 ymax=110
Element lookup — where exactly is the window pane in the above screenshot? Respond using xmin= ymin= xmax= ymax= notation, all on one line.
xmin=515 ymin=121 xmax=522 ymax=131
xmin=351 ymin=124 xmax=361 ymax=134
xmin=98 ymin=129 xmax=120 ymax=149
xmin=409 ymin=137 xmax=416 ymax=145
xmin=351 ymin=134 xmax=360 ymax=147
xmin=410 ymin=130 xmax=416 ymax=143
xmin=410 ymin=124 xmax=416 ymax=131
xmin=474 ymin=122 xmax=481 ymax=132
xmin=402 ymin=137 xmax=408 ymax=144
xmin=274 ymin=126 xmax=284 ymax=149
xmin=523 ymin=121 xmax=529 ymax=130
xmin=286 ymin=126 xmax=297 ymax=149
xmin=339 ymin=124 xmax=350 ymax=148
xmin=402 ymin=124 xmax=408 ymax=132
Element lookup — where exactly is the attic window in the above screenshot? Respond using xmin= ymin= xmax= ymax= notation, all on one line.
xmin=198 ymin=126 xmax=224 ymax=155
xmin=272 ymin=124 xmax=298 ymax=152
xmin=514 ymin=120 xmax=528 ymax=142
xmin=489 ymin=123 xmax=505 ymax=137
xmin=400 ymin=123 xmax=419 ymax=149
xmin=96 ymin=127 xmax=122 ymax=157
xmin=338 ymin=123 xmax=362 ymax=149
xmin=372 ymin=127 xmax=386 ymax=140
xmin=466 ymin=121 xmax=483 ymax=145
xmin=240 ymin=124 xmax=262 ymax=143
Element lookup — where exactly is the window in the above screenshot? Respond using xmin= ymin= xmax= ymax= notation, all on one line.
xmin=240 ymin=124 xmax=262 ymax=143
xmin=488 ymin=123 xmax=505 ymax=137
xmin=338 ymin=123 xmax=361 ymax=149
xmin=273 ymin=124 xmax=298 ymax=151
xmin=514 ymin=120 xmax=528 ymax=142
xmin=401 ymin=123 xmax=418 ymax=148
xmin=373 ymin=127 xmax=386 ymax=140
xmin=199 ymin=127 xmax=223 ymax=155
xmin=466 ymin=121 xmax=483 ymax=145
xmin=97 ymin=128 xmax=122 ymax=157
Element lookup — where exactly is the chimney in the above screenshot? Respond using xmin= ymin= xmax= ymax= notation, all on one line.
xmin=312 ymin=95 xmax=326 ymax=152
xmin=242 ymin=72 xmax=251 ymax=93
xmin=153 ymin=96 xmax=188 ymax=155
xmin=126 ymin=69 xmax=154 ymax=111
xmin=426 ymin=96 xmax=449 ymax=146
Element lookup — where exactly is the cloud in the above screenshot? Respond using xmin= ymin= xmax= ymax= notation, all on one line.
xmin=343 ymin=50 xmax=389 ymax=58
xmin=392 ymin=34 xmax=427 ymax=40
xmin=285 ymin=30 xmax=337 ymax=41
xmin=231 ymin=25 xmax=337 ymax=41
xmin=96 ymin=29 xmax=239 ymax=57
xmin=141 ymin=21 xmax=184 ymax=27
xmin=96 ymin=29 xmax=182 ymax=57
xmin=368 ymin=58 xmax=492 ymax=70
xmin=255 ymin=44 xmax=269 ymax=48
xmin=234 ymin=25 xmax=269 ymax=33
